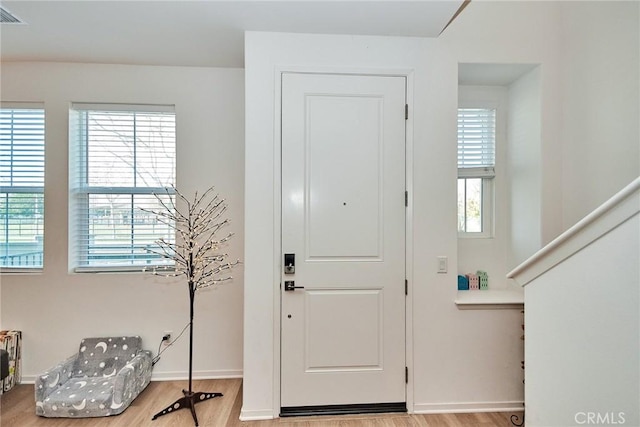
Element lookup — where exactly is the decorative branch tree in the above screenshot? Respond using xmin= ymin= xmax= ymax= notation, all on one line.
xmin=141 ymin=186 xmax=239 ymax=427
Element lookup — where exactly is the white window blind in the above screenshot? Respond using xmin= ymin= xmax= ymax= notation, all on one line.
xmin=0 ymin=106 xmax=45 ymax=268
xmin=457 ymin=108 xmax=496 ymax=235
xmin=457 ymin=108 xmax=496 ymax=177
xmin=69 ymin=104 xmax=176 ymax=271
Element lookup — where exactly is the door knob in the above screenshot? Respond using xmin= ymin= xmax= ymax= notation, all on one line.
xmin=284 ymin=281 xmax=304 ymax=291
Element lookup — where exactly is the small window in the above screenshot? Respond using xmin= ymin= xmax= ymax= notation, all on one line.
xmin=69 ymin=104 xmax=176 ymax=272
xmin=0 ymin=105 xmax=45 ymax=269
xmin=458 ymin=108 xmax=495 ymax=237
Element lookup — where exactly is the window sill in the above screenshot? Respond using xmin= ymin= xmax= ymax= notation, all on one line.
xmin=455 ymin=288 xmax=524 ymax=310
xmin=73 ymin=266 xmax=175 ymax=274
xmin=0 ymin=268 xmax=44 ymax=275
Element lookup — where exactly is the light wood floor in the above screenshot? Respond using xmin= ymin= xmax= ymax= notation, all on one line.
xmin=1 ymin=379 xmax=523 ymax=426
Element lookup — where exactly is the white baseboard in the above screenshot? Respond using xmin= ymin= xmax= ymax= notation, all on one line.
xmin=414 ymin=401 xmax=524 ymax=414
xmin=238 ymin=401 xmax=523 ymax=420
xmin=151 ymin=369 xmax=243 ymax=381
xmin=239 ymin=408 xmax=275 ymax=421
xmin=20 ymin=369 xmax=242 ymax=384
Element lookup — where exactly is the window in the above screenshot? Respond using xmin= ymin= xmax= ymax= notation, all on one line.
xmin=0 ymin=105 xmax=45 ymax=269
xmin=457 ymin=108 xmax=495 ymax=237
xmin=70 ymin=104 xmax=176 ymax=271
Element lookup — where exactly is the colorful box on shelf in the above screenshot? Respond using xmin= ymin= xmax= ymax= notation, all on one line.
xmin=457 ymin=275 xmax=469 ymax=290
xmin=477 ymin=270 xmax=489 ymax=290
xmin=466 ymin=274 xmax=479 ymax=290
xmin=0 ymin=330 xmax=22 ymax=394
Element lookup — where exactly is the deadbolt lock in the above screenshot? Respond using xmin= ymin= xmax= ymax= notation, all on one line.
xmin=284 ymin=253 xmax=295 ymax=274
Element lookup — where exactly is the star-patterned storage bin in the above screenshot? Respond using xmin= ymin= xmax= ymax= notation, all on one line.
xmin=0 ymin=330 xmax=22 ymax=394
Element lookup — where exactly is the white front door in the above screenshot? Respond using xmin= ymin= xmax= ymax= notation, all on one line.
xmin=280 ymin=72 xmax=407 ymax=414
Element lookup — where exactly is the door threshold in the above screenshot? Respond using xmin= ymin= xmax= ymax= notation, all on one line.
xmin=280 ymin=402 xmax=407 ymax=417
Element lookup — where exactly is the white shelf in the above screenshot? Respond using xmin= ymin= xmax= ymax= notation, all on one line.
xmin=455 ymin=289 xmax=524 ymax=310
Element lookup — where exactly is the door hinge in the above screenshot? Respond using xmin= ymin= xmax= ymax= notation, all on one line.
xmin=405 ymin=191 xmax=408 ymax=207
xmin=405 ymin=367 xmax=409 ymax=383
xmin=405 ymin=104 xmax=409 ymax=120
xmin=405 ymin=279 xmax=408 ymax=295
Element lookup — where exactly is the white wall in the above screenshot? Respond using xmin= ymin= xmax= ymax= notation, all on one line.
xmin=508 ymin=67 xmax=543 ymax=269
xmin=440 ymin=0 xmax=565 ymax=247
xmin=243 ymin=31 xmax=524 ymax=419
xmin=0 ymin=62 xmax=245 ymax=381
xmin=244 ymin=0 xmax=639 ymax=419
xmin=446 ymin=0 xmax=638 ymax=243
xmin=519 ymin=189 xmax=639 ymax=427
xmin=560 ymin=1 xmax=640 ymax=228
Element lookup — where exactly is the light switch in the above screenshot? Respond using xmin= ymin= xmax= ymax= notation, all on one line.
xmin=437 ymin=256 xmax=448 ymax=273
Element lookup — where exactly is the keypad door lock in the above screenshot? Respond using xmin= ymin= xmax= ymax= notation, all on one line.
xmin=284 ymin=253 xmax=295 ymax=274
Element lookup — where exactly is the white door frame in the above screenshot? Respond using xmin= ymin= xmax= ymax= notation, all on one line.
xmin=271 ymin=66 xmax=415 ymax=417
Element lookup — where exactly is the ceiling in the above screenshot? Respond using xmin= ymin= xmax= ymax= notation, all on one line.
xmin=0 ymin=1 xmax=466 ymax=68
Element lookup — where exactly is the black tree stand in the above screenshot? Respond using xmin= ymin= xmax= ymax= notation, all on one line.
xmin=511 ymin=414 xmax=525 ymax=426
xmin=152 ymin=281 xmax=223 ymax=426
